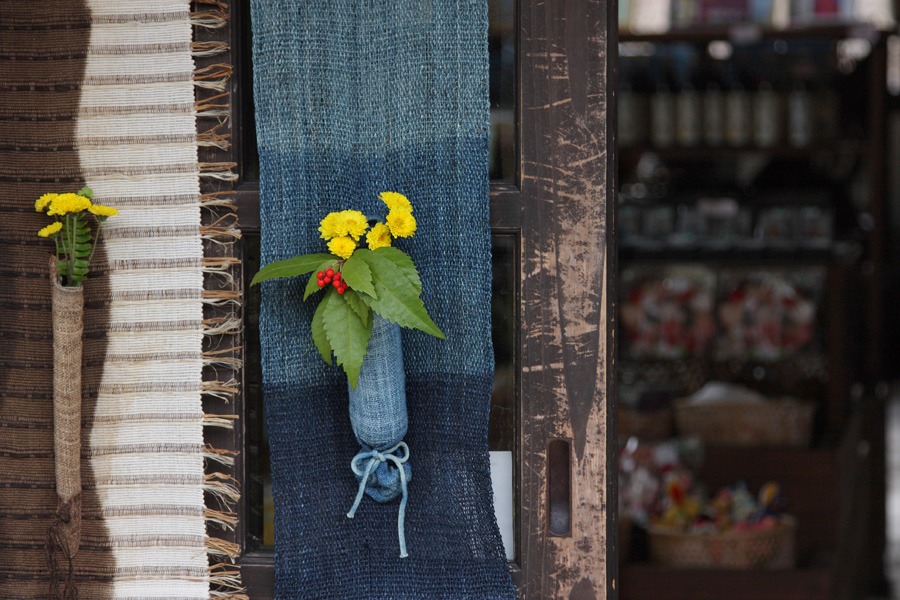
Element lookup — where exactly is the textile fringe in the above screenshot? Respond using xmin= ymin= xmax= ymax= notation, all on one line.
xmin=196 ymin=92 xmax=231 ymax=118
xmin=203 ymin=414 xmax=239 ymax=429
xmin=198 ymin=125 xmax=231 ymax=150
xmin=192 ymin=41 xmax=229 ymax=58
xmin=194 ymin=8 xmax=242 ymax=595
xmin=204 ymin=444 xmax=238 ymax=466
xmin=199 ymin=191 xmax=238 ymax=211
xmin=206 ymin=537 xmax=241 ymax=560
xmin=202 ymin=317 xmax=242 ymax=336
xmin=190 ymin=10 xmax=228 ymax=29
xmin=209 ymin=566 xmax=245 ymax=589
xmin=209 ymin=563 xmax=248 ymax=598
xmin=202 ymin=257 xmax=240 ymax=284
xmin=203 ymin=347 xmax=243 ymax=368
xmin=204 ymin=507 xmax=239 ymax=530
xmin=202 ymin=379 xmax=240 ymax=401
xmin=211 ymin=593 xmax=250 ymax=600
xmin=203 ymin=472 xmax=241 ymax=507
xmin=199 ymin=162 xmax=239 ymax=182
xmin=200 ymin=213 xmax=241 ymax=239
xmin=202 ymin=291 xmax=241 ymax=309
xmin=193 ymin=64 xmax=233 ymax=92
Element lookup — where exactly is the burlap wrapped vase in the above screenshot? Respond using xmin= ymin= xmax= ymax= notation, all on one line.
xmin=48 ymin=259 xmax=83 ymax=596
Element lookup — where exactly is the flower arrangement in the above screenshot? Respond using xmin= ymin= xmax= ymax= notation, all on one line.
xmin=36 ymin=187 xmax=118 ymax=287
xmin=251 ymin=191 xmax=444 ymax=388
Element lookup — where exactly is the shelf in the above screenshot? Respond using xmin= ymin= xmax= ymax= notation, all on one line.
xmin=619 ymin=564 xmax=831 ymax=600
xmin=618 ymin=21 xmax=880 ymax=44
xmin=618 ymin=243 xmax=856 ymax=264
xmin=618 ymin=142 xmax=865 ymax=162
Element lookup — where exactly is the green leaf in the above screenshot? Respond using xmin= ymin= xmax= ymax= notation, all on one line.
xmin=375 ymin=247 xmax=422 ymax=293
xmin=311 ymin=292 xmax=333 ymax=365
xmin=250 ymin=253 xmax=336 ymax=286
xmin=303 ymin=259 xmax=335 ymax=301
xmin=354 ymin=249 xmax=445 ymax=339
xmin=343 ymin=289 xmax=371 ymax=329
xmin=340 ymin=254 xmax=376 ymax=298
xmin=321 ymin=287 xmax=373 ymax=388
xmin=77 ymin=186 xmax=93 ymax=199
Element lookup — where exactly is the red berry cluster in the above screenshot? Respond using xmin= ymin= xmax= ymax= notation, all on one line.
xmin=317 ymin=267 xmax=348 ymax=294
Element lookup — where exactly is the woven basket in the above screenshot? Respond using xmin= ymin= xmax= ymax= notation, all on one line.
xmin=675 ymin=400 xmax=814 ymax=447
xmin=648 ymin=516 xmax=796 ymax=569
xmin=618 ymin=406 xmax=674 ymax=441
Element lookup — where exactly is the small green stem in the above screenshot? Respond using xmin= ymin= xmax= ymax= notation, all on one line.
xmin=67 ymin=213 xmax=76 ymax=286
xmin=86 ymin=216 xmax=101 ymax=271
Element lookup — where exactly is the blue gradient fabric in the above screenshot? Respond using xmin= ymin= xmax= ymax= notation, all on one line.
xmin=250 ymin=1 xmax=516 ymax=597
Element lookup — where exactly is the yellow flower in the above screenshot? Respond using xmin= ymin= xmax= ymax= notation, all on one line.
xmin=38 ymin=222 xmax=63 ymax=238
xmin=47 ymin=193 xmax=92 ymax=216
xmin=366 ymin=222 xmax=392 ymax=250
xmin=35 ymin=193 xmax=58 ymax=213
xmin=328 ymin=236 xmax=357 ymax=259
xmin=339 ymin=209 xmax=369 ymax=240
xmin=319 ymin=209 xmax=369 ymax=240
xmin=319 ymin=212 xmax=341 ymax=240
xmin=386 ymin=209 xmax=416 ymax=238
xmin=379 ymin=191 xmax=412 ymax=213
xmin=88 ymin=204 xmax=118 ymax=218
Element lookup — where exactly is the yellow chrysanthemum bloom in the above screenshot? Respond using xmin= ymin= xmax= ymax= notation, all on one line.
xmin=47 ymin=193 xmax=92 ymax=216
xmin=319 ymin=212 xmax=342 ymax=240
xmin=37 ymin=222 xmax=63 ymax=238
xmin=366 ymin=222 xmax=392 ymax=251
xmin=386 ymin=209 xmax=416 ymax=238
xmin=328 ymin=235 xmax=357 ymax=259
xmin=379 ymin=191 xmax=412 ymax=213
xmin=339 ymin=209 xmax=368 ymax=240
xmin=35 ymin=193 xmax=58 ymax=213
xmin=88 ymin=204 xmax=119 ymax=218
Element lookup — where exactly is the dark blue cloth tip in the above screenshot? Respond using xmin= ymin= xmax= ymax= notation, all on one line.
xmin=252 ymin=0 xmax=515 ymax=596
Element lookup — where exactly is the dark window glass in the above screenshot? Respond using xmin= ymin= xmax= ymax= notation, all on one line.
xmin=489 ymin=0 xmax=516 ymax=182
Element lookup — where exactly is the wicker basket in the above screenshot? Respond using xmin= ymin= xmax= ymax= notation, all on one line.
xmin=674 ymin=400 xmax=814 ymax=447
xmin=648 ymin=516 xmax=796 ymax=569
xmin=618 ymin=406 xmax=674 ymax=441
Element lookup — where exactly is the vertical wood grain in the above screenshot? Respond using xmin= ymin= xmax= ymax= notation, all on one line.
xmin=519 ymin=0 xmax=614 ymax=598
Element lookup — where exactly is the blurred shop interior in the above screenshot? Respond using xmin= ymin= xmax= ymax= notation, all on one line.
xmin=613 ymin=0 xmax=900 ymax=597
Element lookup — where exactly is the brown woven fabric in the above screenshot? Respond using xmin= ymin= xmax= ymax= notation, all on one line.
xmin=0 ymin=2 xmax=111 ymax=597
xmin=1 ymin=2 xmax=242 ymax=597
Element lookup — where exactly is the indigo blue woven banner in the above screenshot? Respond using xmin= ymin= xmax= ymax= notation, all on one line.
xmin=250 ymin=1 xmax=516 ymax=598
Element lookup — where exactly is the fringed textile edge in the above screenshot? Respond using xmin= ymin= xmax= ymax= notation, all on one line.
xmin=193 ymin=1 xmax=242 ymax=597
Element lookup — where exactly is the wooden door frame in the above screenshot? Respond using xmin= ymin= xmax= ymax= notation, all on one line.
xmin=213 ymin=0 xmax=618 ymax=597
xmin=516 ymin=1 xmax=617 ymax=598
